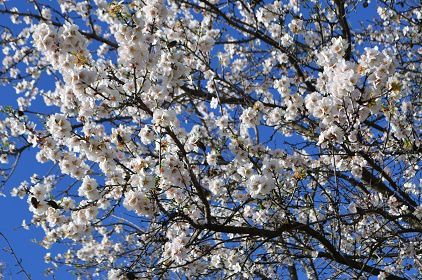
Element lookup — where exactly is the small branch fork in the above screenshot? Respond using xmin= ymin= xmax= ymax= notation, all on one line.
xmin=0 ymin=232 xmax=31 ymax=280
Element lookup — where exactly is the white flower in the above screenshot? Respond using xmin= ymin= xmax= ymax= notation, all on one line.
xmin=139 ymin=126 xmax=155 ymax=145
xmin=0 ymin=154 xmax=8 ymax=164
xmin=198 ymin=33 xmax=215 ymax=53
xmin=123 ymin=190 xmax=153 ymax=216
xmin=30 ymin=183 xmax=47 ymax=200
xmin=78 ymin=176 xmax=100 ymax=201
xmin=247 ymin=175 xmax=274 ymax=198
xmin=210 ymin=97 xmax=218 ymax=109
xmin=240 ymin=107 xmax=259 ymax=128
xmin=130 ymin=171 xmax=155 ymax=192
xmin=46 ymin=114 xmax=72 ymax=140
xmin=152 ymin=109 xmax=178 ymax=127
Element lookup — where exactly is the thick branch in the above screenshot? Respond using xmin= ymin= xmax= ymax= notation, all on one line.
xmin=334 ymin=0 xmax=352 ymax=60
xmin=192 ymin=221 xmax=406 ymax=280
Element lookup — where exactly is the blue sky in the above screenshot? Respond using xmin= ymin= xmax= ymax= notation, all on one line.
xmin=0 ymin=1 xmax=382 ymax=279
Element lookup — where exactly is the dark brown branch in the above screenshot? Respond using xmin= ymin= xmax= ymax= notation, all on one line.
xmin=0 ymin=232 xmax=31 ymax=279
xmin=0 ymin=9 xmax=118 ymax=49
xmin=191 ymin=221 xmax=406 ymax=280
xmin=334 ymin=0 xmax=352 ymax=60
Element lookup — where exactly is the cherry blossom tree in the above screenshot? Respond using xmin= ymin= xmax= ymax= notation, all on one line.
xmin=0 ymin=0 xmax=421 ymax=279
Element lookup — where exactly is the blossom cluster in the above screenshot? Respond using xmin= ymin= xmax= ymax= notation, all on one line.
xmin=0 ymin=0 xmax=420 ymax=279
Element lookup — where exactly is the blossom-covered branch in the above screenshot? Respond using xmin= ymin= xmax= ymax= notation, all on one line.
xmin=0 ymin=0 xmax=420 ymax=279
